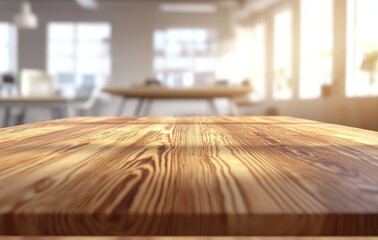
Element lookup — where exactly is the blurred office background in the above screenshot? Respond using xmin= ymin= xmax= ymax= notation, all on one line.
xmin=0 ymin=0 xmax=377 ymax=130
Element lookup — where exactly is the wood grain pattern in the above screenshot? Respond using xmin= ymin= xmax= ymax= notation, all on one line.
xmin=0 ymin=116 xmax=377 ymax=236
xmin=1 ymin=238 xmax=377 ymax=240
xmin=102 ymin=86 xmax=251 ymax=99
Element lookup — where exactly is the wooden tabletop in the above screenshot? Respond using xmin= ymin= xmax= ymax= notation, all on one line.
xmin=102 ymin=86 xmax=251 ymax=99
xmin=0 ymin=116 xmax=377 ymax=236
xmin=1 ymin=238 xmax=377 ymax=240
xmin=2 ymin=238 xmax=378 ymax=240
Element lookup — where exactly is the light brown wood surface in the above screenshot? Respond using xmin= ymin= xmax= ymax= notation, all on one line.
xmin=102 ymin=86 xmax=250 ymax=99
xmin=0 ymin=116 xmax=377 ymax=236
xmin=1 ymin=238 xmax=377 ymax=240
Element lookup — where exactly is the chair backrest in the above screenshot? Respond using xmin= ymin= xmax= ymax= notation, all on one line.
xmin=56 ymin=73 xmax=76 ymax=97
xmin=20 ymin=69 xmax=56 ymax=97
xmin=74 ymin=75 xmax=98 ymax=111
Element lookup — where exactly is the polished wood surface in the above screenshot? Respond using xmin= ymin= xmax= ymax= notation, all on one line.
xmin=0 ymin=116 xmax=377 ymax=236
xmin=1 ymin=238 xmax=377 ymax=240
xmin=102 ymin=86 xmax=250 ymax=99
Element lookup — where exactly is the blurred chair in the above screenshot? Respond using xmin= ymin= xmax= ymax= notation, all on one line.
xmin=72 ymin=75 xmax=98 ymax=116
xmin=1 ymin=74 xmax=17 ymax=96
xmin=20 ymin=69 xmax=55 ymax=97
xmin=56 ymin=73 xmax=76 ymax=97
xmin=1 ymin=74 xmax=17 ymax=127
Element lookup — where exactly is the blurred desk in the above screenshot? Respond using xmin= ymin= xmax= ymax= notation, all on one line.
xmin=0 ymin=96 xmax=74 ymax=127
xmin=103 ymin=86 xmax=251 ymax=116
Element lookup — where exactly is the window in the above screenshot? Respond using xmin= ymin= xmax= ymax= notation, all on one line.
xmin=273 ymin=8 xmax=293 ymax=100
xmin=0 ymin=23 xmax=17 ymax=75
xmin=47 ymin=22 xmax=111 ymax=97
xmin=347 ymin=0 xmax=378 ymax=97
xmin=154 ymin=28 xmax=217 ymax=87
xmin=250 ymin=23 xmax=266 ymax=101
xmin=300 ymin=0 xmax=333 ymax=99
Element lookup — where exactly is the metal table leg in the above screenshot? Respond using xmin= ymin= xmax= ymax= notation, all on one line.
xmin=59 ymin=103 xmax=75 ymax=118
xmin=3 ymin=107 xmax=11 ymax=127
xmin=142 ymin=99 xmax=152 ymax=116
xmin=117 ymin=97 xmax=127 ymax=116
xmin=134 ymin=98 xmax=144 ymax=116
xmin=15 ymin=108 xmax=27 ymax=125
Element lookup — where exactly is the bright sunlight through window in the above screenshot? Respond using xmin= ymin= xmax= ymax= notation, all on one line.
xmin=347 ymin=0 xmax=378 ymax=97
xmin=273 ymin=8 xmax=293 ymax=100
xmin=300 ymin=0 xmax=333 ymax=99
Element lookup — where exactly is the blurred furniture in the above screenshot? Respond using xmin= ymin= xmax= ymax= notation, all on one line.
xmin=0 ymin=116 xmax=378 ymax=235
xmin=56 ymin=73 xmax=76 ymax=97
xmin=1 ymin=74 xmax=17 ymax=127
xmin=72 ymin=75 xmax=98 ymax=116
xmin=0 ymin=96 xmax=74 ymax=127
xmin=1 ymin=74 xmax=17 ymax=96
xmin=360 ymin=50 xmax=378 ymax=90
xmin=103 ymin=86 xmax=251 ymax=116
xmin=20 ymin=69 xmax=55 ymax=97
xmin=0 ymin=69 xmax=66 ymax=127
xmin=144 ymin=78 xmax=162 ymax=87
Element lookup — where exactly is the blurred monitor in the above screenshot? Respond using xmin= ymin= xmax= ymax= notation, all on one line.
xmin=2 ymin=74 xmax=15 ymax=84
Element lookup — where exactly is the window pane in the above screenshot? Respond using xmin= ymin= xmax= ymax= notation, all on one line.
xmin=48 ymin=23 xmax=75 ymax=41
xmin=347 ymin=0 xmax=378 ymax=97
xmin=154 ymin=57 xmax=166 ymax=71
xmin=77 ymin=23 xmax=111 ymax=41
xmin=251 ymin=23 xmax=266 ymax=101
xmin=0 ymin=25 xmax=10 ymax=44
xmin=300 ymin=0 xmax=333 ymax=99
xmin=273 ymin=8 xmax=293 ymax=100
xmin=77 ymin=42 xmax=105 ymax=57
xmin=194 ymin=57 xmax=215 ymax=72
xmin=49 ymin=57 xmax=75 ymax=73
xmin=0 ymin=49 xmax=10 ymax=72
xmin=47 ymin=22 xmax=112 ymax=92
xmin=154 ymin=30 xmax=166 ymax=53
xmin=194 ymin=29 xmax=208 ymax=42
xmin=48 ymin=42 xmax=75 ymax=58
xmin=154 ymin=28 xmax=216 ymax=87
xmin=0 ymin=23 xmax=17 ymax=74
xmin=77 ymin=57 xmax=103 ymax=74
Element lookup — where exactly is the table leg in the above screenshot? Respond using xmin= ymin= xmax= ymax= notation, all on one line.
xmin=3 ymin=107 xmax=11 ymax=127
xmin=117 ymin=98 xmax=127 ymax=116
xmin=15 ymin=108 xmax=27 ymax=125
xmin=208 ymin=99 xmax=219 ymax=116
xmin=51 ymin=108 xmax=62 ymax=119
xmin=134 ymin=98 xmax=144 ymax=116
xmin=229 ymin=99 xmax=240 ymax=116
xmin=142 ymin=99 xmax=152 ymax=116
xmin=59 ymin=104 xmax=75 ymax=118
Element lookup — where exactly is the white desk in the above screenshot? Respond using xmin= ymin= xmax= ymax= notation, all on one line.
xmin=0 ymin=96 xmax=74 ymax=127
